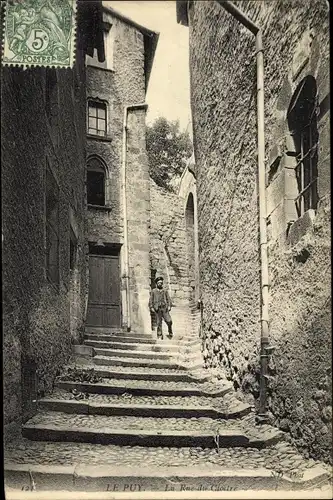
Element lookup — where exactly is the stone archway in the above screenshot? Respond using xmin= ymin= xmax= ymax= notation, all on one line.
xmin=178 ymin=161 xmax=200 ymax=308
xmin=185 ymin=193 xmax=196 ymax=306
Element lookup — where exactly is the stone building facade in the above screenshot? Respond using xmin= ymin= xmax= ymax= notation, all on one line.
xmin=85 ymin=6 xmax=158 ymax=334
xmin=177 ymin=0 xmax=331 ymax=463
xmin=1 ymin=1 xmax=104 ymax=440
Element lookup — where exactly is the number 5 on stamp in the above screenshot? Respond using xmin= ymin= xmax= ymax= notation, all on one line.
xmin=2 ymin=0 xmax=77 ymax=68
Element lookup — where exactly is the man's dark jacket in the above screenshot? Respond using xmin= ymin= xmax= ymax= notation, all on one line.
xmin=149 ymin=288 xmax=172 ymax=311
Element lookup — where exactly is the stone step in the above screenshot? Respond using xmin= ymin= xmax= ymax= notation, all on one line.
xmin=93 ymin=347 xmax=174 ymax=361
xmin=85 ymin=332 xmax=200 ymax=349
xmin=84 ymin=339 xmax=180 ymax=353
xmin=55 ymin=379 xmax=233 ymax=397
xmin=21 ymin=411 xmax=286 ymax=449
xmin=66 ymin=364 xmax=209 ymax=383
xmin=85 ymin=328 xmax=153 ymax=340
xmin=84 ymin=333 xmax=155 ymax=344
xmin=5 ymin=461 xmax=330 ymax=493
xmin=5 ymin=438 xmax=329 ymax=492
xmin=22 ymin=412 xmax=251 ymax=448
xmin=93 ymin=355 xmax=190 ymax=370
xmin=38 ymin=398 xmax=252 ymax=419
xmin=85 ymin=327 xmax=130 ymax=334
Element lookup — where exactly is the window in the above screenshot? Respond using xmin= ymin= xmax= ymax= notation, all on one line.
xmin=86 ymin=24 xmax=114 ymax=70
xmin=69 ymin=228 xmax=77 ymax=271
xmin=287 ymin=76 xmax=319 ymax=218
xmin=88 ymin=100 xmax=107 ymax=136
xmin=87 ymin=157 xmax=106 ymax=206
xmin=46 ymin=165 xmax=60 ymax=285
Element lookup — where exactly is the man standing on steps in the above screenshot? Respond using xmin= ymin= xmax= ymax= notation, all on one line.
xmin=149 ymin=276 xmax=174 ymax=340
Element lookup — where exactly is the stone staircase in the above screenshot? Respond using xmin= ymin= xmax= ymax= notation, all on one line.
xmin=4 ymin=323 xmax=331 ymax=493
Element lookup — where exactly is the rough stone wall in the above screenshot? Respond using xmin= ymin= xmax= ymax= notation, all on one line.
xmin=2 ymin=43 xmax=88 ymax=438
xmin=188 ymin=0 xmax=331 ymax=462
xmin=86 ymin=11 xmax=151 ymax=331
xmin=150 ymin=180 xmax=190 ymax=307
xmin=126 ymin=109 xmax=151 ymax=333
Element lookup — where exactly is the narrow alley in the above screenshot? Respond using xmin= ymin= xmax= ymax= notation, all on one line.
xmin=4 ymin=315 xmax=330 ymax=493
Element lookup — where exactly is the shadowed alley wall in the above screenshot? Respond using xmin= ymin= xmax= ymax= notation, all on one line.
xmin=186 ymin=0 xmax=331 ymax=462
xmin=2 ymin=43 xmax=88 ymax=438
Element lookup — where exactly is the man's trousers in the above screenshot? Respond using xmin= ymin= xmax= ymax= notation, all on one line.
xmin=155 ymin=307 xmax=173 ymax=337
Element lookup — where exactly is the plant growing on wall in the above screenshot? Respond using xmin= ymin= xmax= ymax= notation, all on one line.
xmin=146 ymin=117 xmax=193 ymax=191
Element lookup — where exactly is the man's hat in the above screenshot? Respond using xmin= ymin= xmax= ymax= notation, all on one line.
xmin=155 ymin=276 xmax=164 ymax=283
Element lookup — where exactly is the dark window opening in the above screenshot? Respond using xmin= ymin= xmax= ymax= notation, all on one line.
xmin=86 ymin=24 xmax=113 ymax=70
xmin=46 ymin=165 xmax=60 ymax=285
xmin=87 ymin=171 xmax=105 ymax=206
xmin=87 ymin=157 xmax=106 ymax=206
xmin=88 ymin=100 xmax=107 ymax=136
xmin=287 ymin=76 xmax=319 ymax=218
xmin=185 ymin=193 xmax=195 ymax=228
xmin=88 ymin=242 xmax=121 ymax=256
xmin=70 ymin=228 xmax=77 ymax=271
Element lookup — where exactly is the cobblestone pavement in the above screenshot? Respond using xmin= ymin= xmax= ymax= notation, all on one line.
xmin=4 ymin=439 xmax=323 ymax=477
xmin=68 ymin=364 xmax=195 ymax=376
xmin=5 ymin=339 xmax=331 ymax=489
xmin=19 ymin=410 xmax=294 ymax=446
xmin=57 ymin=376 xmax=229 ymax=394
xmin=24 ymin=411 xmax=249 ymax=432
xmin=43 ymin=388 xmax=241 ymax=411
xmin=92 ymin=355 xmax=186 ymax=366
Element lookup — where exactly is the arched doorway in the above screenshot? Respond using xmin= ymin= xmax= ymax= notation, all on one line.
xmin=185 ymin=193 xmax=196 ymax=305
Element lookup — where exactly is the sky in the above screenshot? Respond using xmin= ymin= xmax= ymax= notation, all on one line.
xmin=105 ymin=1 xmax=192 ymax=133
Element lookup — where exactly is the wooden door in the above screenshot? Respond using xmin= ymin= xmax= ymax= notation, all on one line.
xmin=86 ymin=254 xmax=121 ymax=327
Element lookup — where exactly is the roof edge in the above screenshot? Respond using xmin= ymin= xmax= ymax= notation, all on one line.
xmin=102 ymin=4 xmax=159 ymax=91
xmin=103 ymin=5 xmax=159 ymax=38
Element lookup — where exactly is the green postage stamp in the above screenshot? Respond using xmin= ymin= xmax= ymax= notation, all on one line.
xmin=2 ymin=0 xmax=77 ymax=67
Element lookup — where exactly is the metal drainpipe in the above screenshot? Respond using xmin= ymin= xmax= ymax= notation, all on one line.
xmin=215 ymin=0 xmax=270 ymax=419
xmin=121 ymin=103 xmax=148 ymax=332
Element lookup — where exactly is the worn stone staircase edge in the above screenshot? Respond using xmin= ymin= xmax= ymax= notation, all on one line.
xmin=63 ymin=365 xmax=210 ymax=383
xmin=55 ymin=380 xmax=232 ymax=397
xmin=4 ymin=463 xmax=330 ymax=492
xmin=37 ymin=398 xmax=252 ymax=419
xmin=22 ymin=424 xmax=251 ymax=447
